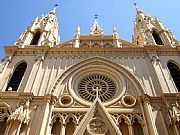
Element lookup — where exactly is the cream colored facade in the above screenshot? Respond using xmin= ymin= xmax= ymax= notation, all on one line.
xmin=0 ymin=7 xmax=180 ymax=135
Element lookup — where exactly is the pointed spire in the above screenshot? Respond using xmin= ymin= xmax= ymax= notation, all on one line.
xmin=90 ymin=15 xmax=103 ymax=35
xmin=133 ymin=2 xmax=142 ymax=14
xmin=74 ymin=26 xmax=80 ymax=38
xmin=113 ymin=26 xmax=119 ymax=39
xmin=50 ymin=8 xmax=56 ymax=14
xmin=76 ymin=25 xmax=80 ymax=35
xmin=113 ymin=26 xmax=117 ymax=33
xmin=49 ymin=4 xmax=58 ymax=15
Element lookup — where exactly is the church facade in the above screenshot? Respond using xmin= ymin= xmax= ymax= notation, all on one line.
xmin=0 ymin=7 xmax=180 ymax=135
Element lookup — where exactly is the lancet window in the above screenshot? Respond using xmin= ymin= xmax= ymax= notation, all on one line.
xmin=152 ymin=31 xmax=163 ymax=45
xmin=0 ymin=104 xmax=11 ymax=135
xmin=51 ymin=114 xmax=80 ymax=135
xmin=119 ymin=118 xmax=129 ymax=135
xmin=51 ymin=117 xmax=62 ymax=135
xmin=167 ymin=62 xmax=180 ymax=92
xmin=65 ymin=117 xmax=75 ymax=135
xmin=30 ymin=31 xmax=41 ymax=45
xmin=132 ymin=118 xmax=144 ymax=135
xmin=6 ymin=62 xmax=27 ymax=91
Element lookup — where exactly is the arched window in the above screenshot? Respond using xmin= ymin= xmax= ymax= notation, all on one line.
xmin=6 ymin=62 xmax=27 ymax=91
xmin=91 ymin=43 xmax=101 ymax=48
xmin=152 ymin=31 xmax=163 ymax=45
xmin=65 ymin=117 xmax=75 ymax=135
xmin=80 ymin=43 xmax=90 ymax=47
xmin=133 ymin=118 xmax=144 ymax=135
xmin=167 ymin=62 xmax=180 ymax=91
xmin=51 ymin=118 xmax=62 ymax=135
xmin=119 ymin=118 xmax=129 ymax=135
xmin=0 ymin=117 xmax=8 ymax=134
xmin=30 ymin=31 xmax=41 ymax=45
xmin=0 ymin=103 xmax=11 ymax=134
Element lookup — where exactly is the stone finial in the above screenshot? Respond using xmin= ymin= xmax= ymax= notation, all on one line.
xmin=133 ymin=2 xmax=143 ymax=14
xmin=113 ymin=26 xmax=119 ymax=39
xmin=74 ymin=26 xmax=80 ymax=38
xmin=90 ymin=16 xmax=103 ymax=36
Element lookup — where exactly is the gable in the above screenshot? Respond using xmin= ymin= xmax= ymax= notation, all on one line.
xmin=73 ymin=98 xmax=122 ymax=135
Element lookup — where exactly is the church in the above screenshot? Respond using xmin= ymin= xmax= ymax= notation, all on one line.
xmin=0 ymin=5 xmax=180 ymax=135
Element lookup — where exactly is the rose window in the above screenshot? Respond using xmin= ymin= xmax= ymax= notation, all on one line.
xmin=78 ymin=74 xmax=116 ymax=102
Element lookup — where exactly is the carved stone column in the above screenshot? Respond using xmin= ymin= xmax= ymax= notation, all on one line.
xmin=128 ymin=124 xmax=133 ymax=135
xmin=148 ymin=51 xmax=170 ymax=93
xmin=165 ymin=98 xmax=180 ymax=135
xmin=141 ymin=95 xmax=159 ymax=135
xmin=38 ymin=94 xmax=57 ymax=135
xmin=60 ymin=123 xmax=66 ymax=135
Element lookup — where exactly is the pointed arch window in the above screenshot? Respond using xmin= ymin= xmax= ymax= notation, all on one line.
xmin=119 ymin=118 xmax=129 ymax=135
xmin=65 ymin=117 xmax=75 ymax=135
xmin=6 ymin=62 xmax=27 ymax=91
xmin=0 ymin=103 xmax=11 ymax=134
xmin=30 ymin=31 xmax=41 ymax=45
xmin=51 ymin=117 xmax=62 ymax=135
xmin=152 ymin=31 xmax=163 ymax=45
xmin=133 ymin=118 xmax=144 ymax=135
xmin=0 ymin=117 xmax=8 ymax=134
xmin=167 ymin=62 xmax=180 ymax=91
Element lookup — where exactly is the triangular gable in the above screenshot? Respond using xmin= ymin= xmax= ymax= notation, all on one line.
xmin=73 ymin=98 xmax=122 ymax=135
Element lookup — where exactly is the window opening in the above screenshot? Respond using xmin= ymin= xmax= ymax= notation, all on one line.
xmin=168 ymin=62 xmax=180 ymax=91
xmin=30 ymin=31 xmax=41 ymax=45
xmin=6 ymin=62 xmax=27 ymax=91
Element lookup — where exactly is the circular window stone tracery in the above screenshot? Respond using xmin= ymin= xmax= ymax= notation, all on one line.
xmin=59 ymin=95 xmax=74 ymax=107
xmin=78 ymin=74 xmax=116 ymax=102
xmin=121 ymin=95 xmax=137 ymax=107
xmin=87 ymin=117 xmax=108 ymax=135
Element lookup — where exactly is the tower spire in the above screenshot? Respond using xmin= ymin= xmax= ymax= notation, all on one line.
xmin=14 ymin=7 xmax=60 ymax=47
xmin=90 ymin=15 xmax=103 ymax=35
xmin=133 ymin=2 xmax=142 ymax=14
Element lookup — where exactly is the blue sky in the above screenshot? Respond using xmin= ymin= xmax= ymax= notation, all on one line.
xmin=0 ymin=0 xmax=180 ymax=60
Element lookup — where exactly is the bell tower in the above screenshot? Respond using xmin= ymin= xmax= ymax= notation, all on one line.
xmin=14 ymin=8 xmax=60 ymax=48
xmin=133 ymin=6 xmax=179 ymax=46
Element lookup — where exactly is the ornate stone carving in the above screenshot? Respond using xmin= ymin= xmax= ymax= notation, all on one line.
xmin=8 ymin=99 xmax=30 ymax=125
xmin=121 ymin=95 xmax=137 ymax=107
xmin=166 ymin=100 xmax=180 ymax=125
xmin=0 ymin=106 xmax=10 ymax=122
xmin=87 ymin=117 xmax=107 ymax=135
xmin=59 ymin=94 xmax=74 ymax=107
xmin=90 ymin=18 xmax=103 ymax=36
xmin=111 ymin=113 xmax=144 ymax=126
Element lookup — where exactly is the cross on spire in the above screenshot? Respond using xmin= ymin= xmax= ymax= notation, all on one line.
xmin=54 ymin=4 xmax=59 ymax=7
xmin=133 ymin=2 xmax=141 ymax=13
xmin=94 ymin=14 xmax=98 ymax=19
xmin=133 ymin=2 xmax=138 ymax=11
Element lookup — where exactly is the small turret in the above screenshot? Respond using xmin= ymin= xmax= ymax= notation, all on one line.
xmin=14 ymin=8 xmax=60 ymax=48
